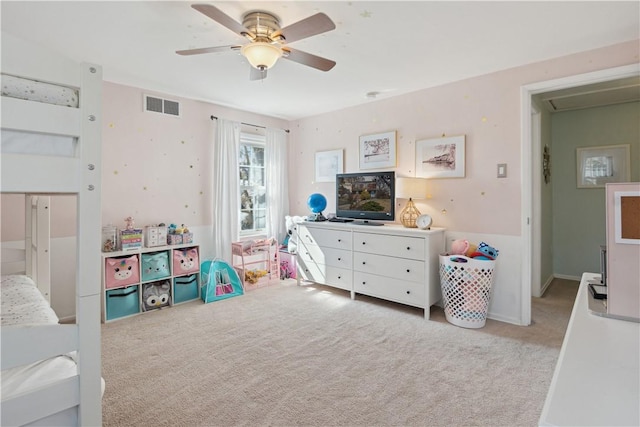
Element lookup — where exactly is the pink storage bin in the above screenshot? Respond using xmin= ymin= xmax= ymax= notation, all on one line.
xmin=173 ymin=247 xmax=200 ymax=275
xmin=105 ymin=255 xmax=140 ymax=289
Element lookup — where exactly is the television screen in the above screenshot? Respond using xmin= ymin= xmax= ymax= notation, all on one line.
xmin=335 ymin=171 xmax=395 ymax=223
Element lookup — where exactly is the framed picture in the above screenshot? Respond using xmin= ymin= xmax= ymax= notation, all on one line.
xmin=415 ymin=135 xmax=465 ymax=178
xmin=315 ymin=149 xmax=343 ymax=182
xmin=359 ymin=131 xmax=396 ymax=170
xmin=576 ymin=144 xmax=630 ymax=188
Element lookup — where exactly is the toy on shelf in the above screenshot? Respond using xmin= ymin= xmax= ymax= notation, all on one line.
xmin=120 ymin=217 xmax=143 ymax=251
xmin=124 ymin=216 xmax=135 ymax=230
xmin=167 ymin=222 xmax=194 ymax=245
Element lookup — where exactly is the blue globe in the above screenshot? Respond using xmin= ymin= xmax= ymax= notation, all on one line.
xmin=307 ymin=193 xmax=327 ymax=214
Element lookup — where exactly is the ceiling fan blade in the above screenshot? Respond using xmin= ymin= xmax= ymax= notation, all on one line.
xmin=282 ymin=48 xmax=336 ymax=72
xmin=249 ymin=67 xmax=268 ymax=81
xmin=275 ymin=13 xmax=335 ymax=43
xmin=176 ymin=45 xmax=239 ymax=56
xmin=191 ymin=4 xmax=248 ymax=36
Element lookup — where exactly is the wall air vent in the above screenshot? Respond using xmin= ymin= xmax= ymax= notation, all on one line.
xmin=144 ymin=94 xmax=181 ymax=117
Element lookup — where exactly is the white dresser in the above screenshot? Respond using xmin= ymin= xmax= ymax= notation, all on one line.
xmin=295 ymin=222 xmax=445 ymax=319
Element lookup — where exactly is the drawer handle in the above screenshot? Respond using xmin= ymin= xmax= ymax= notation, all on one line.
xmin=362 ymin=261 xmax=366 ymax=265
xmin=338 ymin=239 xmax=342 ymax=242
xmin=406 ymin=269 xmax=410 ymax=273
xmin=362 ymin=242 xmax=366 ymax=245
xmin=338 ymin=257 xmax=342 ymax=261
xmin=338 ymin=275 xmax=342 ymax=279
xmin=406 ymin=290 xmax=411 ymax=295
xmin=406 ymin=246 xmax=411 ymax=250
xmin=362 ymin=281 xmax=366 ymax=285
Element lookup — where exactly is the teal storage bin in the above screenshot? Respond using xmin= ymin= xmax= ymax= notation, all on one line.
xmin=106 ymin=285 xmax=140 ymax=320
xmin=174 ymin=274 xmax=199 ymax=303
xmin=141 ymin=250 xmax=170 ymax=282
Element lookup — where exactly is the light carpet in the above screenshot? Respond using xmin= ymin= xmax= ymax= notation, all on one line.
xmin=101 ymin=279 xmax=577 ymax=427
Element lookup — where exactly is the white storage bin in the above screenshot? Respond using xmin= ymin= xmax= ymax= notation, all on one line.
xmin=439 ymin=255 xmax=496 ymax=328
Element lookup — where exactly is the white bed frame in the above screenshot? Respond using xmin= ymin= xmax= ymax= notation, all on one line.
xmin=1 ymin=32 xmax=103 ymax=426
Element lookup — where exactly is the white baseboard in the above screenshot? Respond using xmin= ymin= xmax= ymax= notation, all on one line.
xmin=553 ymin=273 xmax=582 ymax=282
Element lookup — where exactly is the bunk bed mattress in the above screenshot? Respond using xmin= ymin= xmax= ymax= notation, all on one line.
xmin=1 ymin=274 xmax=58 ymax=325
xmin=0 ymin=275 xmax=78 ymax=416
xmin=1 ymin=129 xmax=76 ymax=157
xmin=1 ymin=74 xmax=79 ymax=107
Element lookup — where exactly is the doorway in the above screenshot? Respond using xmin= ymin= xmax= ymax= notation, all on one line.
xmin=520 ymin=64 xmax=640 ymax=325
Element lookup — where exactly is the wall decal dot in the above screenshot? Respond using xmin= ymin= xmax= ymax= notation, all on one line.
xmin=113 ymin=170 xmax=118 ymax=175
xmin=199 ymin=191 xmax=203 ymax=195
xmin=109 ymin=123 xmax=114 ymax=128
xmin=185 ymin=204 xmax=188 ymax=208
xmin=482 ymin=117 xmax=488 ymax=122
xmin=181 ymin=140 xmax=185 ymax=144
xmin=143 ymin=186 xmax=148 ymax=190
xmin=189 ymin=165 xmax=193 ymax=168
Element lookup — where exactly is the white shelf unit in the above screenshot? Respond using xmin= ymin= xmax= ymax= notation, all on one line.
xmin=295 ymin=222 xmax=445 ymax=319
xmin=101 ymin=243 xmax=200 ymax=322
xmin=231 ymin=240 xmax=280 ymax=290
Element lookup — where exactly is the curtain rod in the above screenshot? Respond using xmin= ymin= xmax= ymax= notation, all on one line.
xmin=210 ymin=115 xmax=290 ymax=133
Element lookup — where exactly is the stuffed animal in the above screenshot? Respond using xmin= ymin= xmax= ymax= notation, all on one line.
xmin=470 ymin=241 xmax=499 ymax=260
xmin=465 ymin=243 xmax=478 ymax=257
xmin=450 ymin=239 xmax=469 ymax=255
xmin=141 ymin=252 xmax=170 ymax=281
xmin=284 ymin=215 xmax=305 ymax=254
xmin=142 ymin=281 xmax=171 ymax=311
xmin=124 ymin=216 xmax=135 ymax=230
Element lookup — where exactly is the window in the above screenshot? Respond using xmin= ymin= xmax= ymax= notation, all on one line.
xmin=239 ymin=133 xmax=266 ymax=235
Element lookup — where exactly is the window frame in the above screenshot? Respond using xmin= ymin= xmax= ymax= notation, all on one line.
xmin=238 ymin=132 xmax=267 ymax=237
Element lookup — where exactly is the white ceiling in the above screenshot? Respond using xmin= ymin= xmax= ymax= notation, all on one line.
xmin=1 ymin=1 xmax=638 ymax=120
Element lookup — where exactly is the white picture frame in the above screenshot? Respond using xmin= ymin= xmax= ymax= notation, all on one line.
xmin=315 ymin=149 xmax=343 ymax=182
xmin=359 ymin=131 xmax=396 ymax=170
xmin=415 ymin=135 xmax=466 ymax=178
xmin=577 ymin=144 xmax=630 ymax=188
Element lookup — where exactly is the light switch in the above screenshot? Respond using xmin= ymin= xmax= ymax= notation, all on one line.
xmin=497 ymin=163 xmax=507 ymax=178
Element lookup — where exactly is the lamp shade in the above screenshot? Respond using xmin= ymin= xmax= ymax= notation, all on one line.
xmin=241 ymin=42 xmax=282 ymax=70
xmin=396 ymin=177 xmax=428 ymax=200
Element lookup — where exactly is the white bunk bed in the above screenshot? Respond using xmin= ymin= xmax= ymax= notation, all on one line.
xmin=1 ymin=32 xmax=103 ymax=426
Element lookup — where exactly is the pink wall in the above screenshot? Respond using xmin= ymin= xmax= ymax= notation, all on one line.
xmin=101 ymin=81 xmax=288 ymax=231
xmin=288 ymin=40 xmax=640 ymax=236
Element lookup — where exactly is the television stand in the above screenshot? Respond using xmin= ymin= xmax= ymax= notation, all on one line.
xmin=353 ymin=220 xmax=384 ymax=226
xmin=295 ymin=222 xmax=445 ymax=320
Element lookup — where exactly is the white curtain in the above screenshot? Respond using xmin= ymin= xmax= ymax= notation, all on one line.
xmin=265 ymin=127 xmax=289 ymax=244
xmin=213 ymin=118 xmax=241 ymax=263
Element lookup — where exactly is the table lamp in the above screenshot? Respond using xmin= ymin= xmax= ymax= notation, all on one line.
xmin=396 ymin=177 xmax=428 ymax=228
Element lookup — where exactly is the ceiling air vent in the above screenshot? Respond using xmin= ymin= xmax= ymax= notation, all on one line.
xmin=144 ymin=94 xmax=181 ymax=117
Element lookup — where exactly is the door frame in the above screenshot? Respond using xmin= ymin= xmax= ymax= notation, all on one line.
xmin=520 ymin=63 xmax=640 ymax=325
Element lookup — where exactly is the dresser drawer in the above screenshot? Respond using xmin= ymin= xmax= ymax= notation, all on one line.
xmin=298 ymin=261 xmax=352 ymax=291
xmin=298 ymin=244 xmax=351 ymax=269
xmin=354 ymin=271 xmax=425 ymax=308
xmin=298 ymin=225 xmax=352 ymax=250
xmin=353 ymin=252 xmax=425 ymax=282
xmin=353 ymin=232 xmax=425 ymax=260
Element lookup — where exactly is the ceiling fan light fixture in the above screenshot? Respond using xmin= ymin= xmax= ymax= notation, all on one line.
xmin=241 ymin=42 xmax=282 ymax=70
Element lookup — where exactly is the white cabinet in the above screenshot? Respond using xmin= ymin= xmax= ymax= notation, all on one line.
xmin=296 ymin=222 xmax=445 ymax=319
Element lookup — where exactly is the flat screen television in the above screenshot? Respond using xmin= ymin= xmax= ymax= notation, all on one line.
xmin=335 ymin=171 xmax=395 ymax=225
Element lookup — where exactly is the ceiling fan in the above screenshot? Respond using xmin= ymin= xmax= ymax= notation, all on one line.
xmin=176 ymin=4 xmax=337 ymax=80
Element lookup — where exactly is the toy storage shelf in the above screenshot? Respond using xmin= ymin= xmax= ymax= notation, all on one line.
xmin=101 ymin=243 xmax=200 ymax=322
xmin=231 ymin=239 xmax=280 ymax=290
